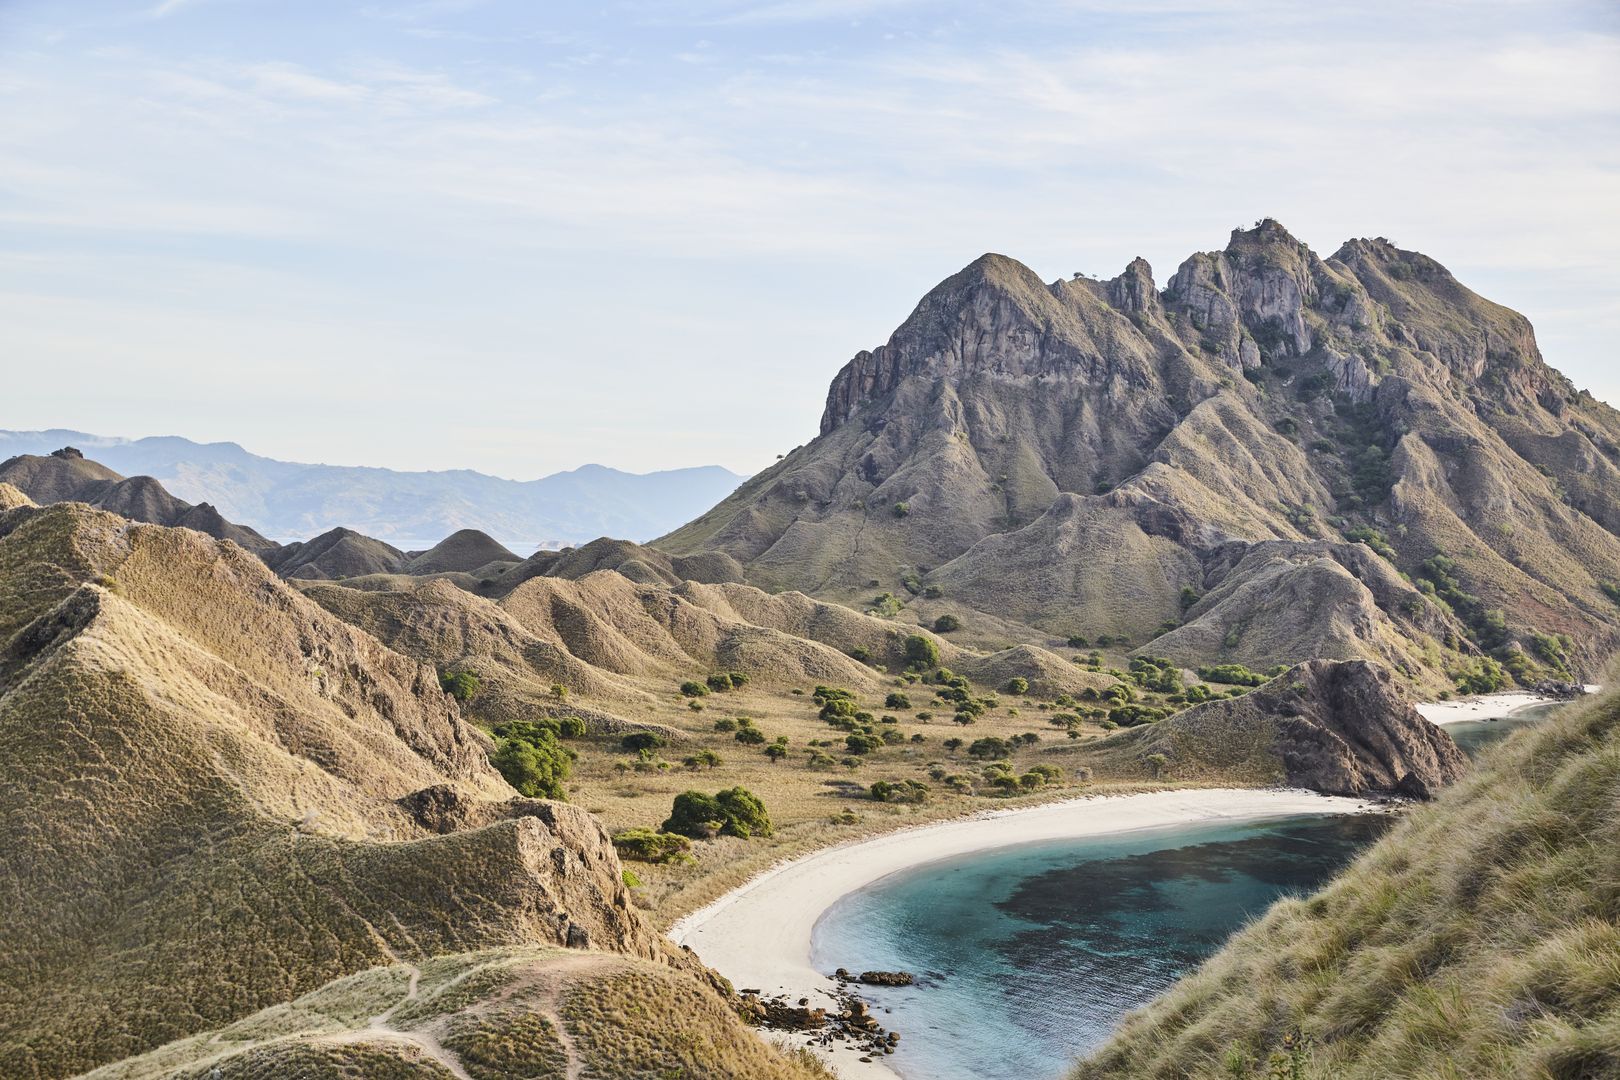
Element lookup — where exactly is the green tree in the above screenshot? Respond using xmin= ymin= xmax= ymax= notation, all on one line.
xmin=492 ymin=735 xmax=570 ymax=799
xmin=903 ymin=634 xmax=940 ymax=670
xmin=439 ymin=670 xmax=481 ymax=701
xmin=663 ymin=787 xmax=772 ymax=839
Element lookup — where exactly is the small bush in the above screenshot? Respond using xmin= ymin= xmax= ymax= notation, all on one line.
xmin=933 ymin=614 xmax=961 ymax=633
xmin=440 ymin=670 xmax=481 ymax=701
xmin=612 ymin=828 xmax=693 ymax=864
xmin=734 ymin=727 xmax=767 ymax=746
xmin=492 ymin=734 xmax=570 ymax=800
xmin=903 ymin=634 xmax=940 ymax=670
xmin=870 ymin=779 xmax=930 ymax=804
xmin=1199 ymin=663 xmax=1269 ymax=686
xmin=1004 ymin=677 xmax=1029 ymax=695
xmin=845 ymin=732 xmax=884 ymax=755
xmin=662 ymin=787 xmax=772 ymax=840
xmin=679 ymin=680 xmax=709 ymax=698
xmin=621 ymin=731 xmax=666 ymax=753
xmin=885 ymin=692 xmax=912 ymax=709
xmin=968 ymin=736 xmax=1012 ymax=760
xmin=682 ymin=750 xmax=722 ymax=770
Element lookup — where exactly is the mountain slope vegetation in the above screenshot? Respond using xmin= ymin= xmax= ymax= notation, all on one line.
xmin=1074 ymin=677 xmax=1620 ymax=1080
xmin=660 ymin=221 xmax=1620 ymax=692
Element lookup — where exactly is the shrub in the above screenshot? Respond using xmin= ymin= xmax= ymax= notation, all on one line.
xmin=612 ymin=828 xmax=693 ymax=864
xmin=662 ymin=787 xmax=772 ymax=839
xmin=1109 ymin=704 xmax=1172 ymax=727
xmin=554 ymin=715 xmax=588 ymax=738
xmin=706 ymin=673 xmax=735 ymax=693
xmin=492 ymin=734 xmax=570 ymax=800
xmin=682 ymin=750 xmax=722 ymax=770
xmin=1199 ymin=663 xmax=1269 ymax=686
xmin=1067 ymin=635 xmax=1089 ymax=648
xmin=621 ymin=731 xmax=666 ymax=753
xmin=713 ymin=718 xmax=738 ymax=733
xmin=440 ymin=670 xmax=481 ymax=701
xmin=763 ymin=743 xmax=789 ymax=762
xmin=1603 ymin=582 xmax=1620 ymax=606
xmin=734 ymin=727 xmax=767 ymax=745
xmin=621 ymin=869 xmax=641 ymax=888
xmin=1004 ymin=677 xmax=1029 ymax=695
xmin=892 ymin=501 xmax=910 ymax=518
xmin=849 ymin=647 xmax=872 ymax=664
xmin=923 ymin=584 xmax=944 ymax=599
xmin=903 ymin=634 xmax=940 ymax=670
xmin=1145 ymin=752 xmax=1170 ymax=777
xmin=885 ymin=692 xmax=912 ymax=709
xmin=933 ymin=614 xmax=961 ymax=633
xmin=870 ymin=779 xmax=930 ymax=804
xmin=1343 ymin=525 xmax=1397 ymax=561
xmin=1454 ymin=656 xmax=1509 ymax=695
xmin=820 ymin=697 xmax=858 ymax=724
xmin=845 ymin=732 xmax=884 ymax=755
xmin=550 ymin=683 xmax=569 ymax=701
xmin=807 ymin=750 xmax=839 ymax=769
xmin=968 ymin=736 xmax=1012 ymax=760
xmin=679 ymin=680 xmax=709 ymax=698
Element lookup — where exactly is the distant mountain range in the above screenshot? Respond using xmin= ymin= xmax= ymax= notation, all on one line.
xmin=0 ymin=430 xmax=745 ymax=551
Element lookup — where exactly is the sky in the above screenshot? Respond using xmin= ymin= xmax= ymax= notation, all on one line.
xmin=1 ymin=1 xmax=1616 ymax=479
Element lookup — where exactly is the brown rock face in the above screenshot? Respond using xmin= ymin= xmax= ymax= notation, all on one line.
xmin=1237 ymin=659 xmax=1466 ymax=797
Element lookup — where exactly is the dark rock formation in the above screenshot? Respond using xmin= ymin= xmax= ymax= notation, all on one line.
xmin=1085 ymin=659 xmax=1467 ymax=799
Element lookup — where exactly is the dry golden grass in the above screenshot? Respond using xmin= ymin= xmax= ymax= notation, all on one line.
xmin=82 ymin=947 xmax=829 ymax=1080
xmin=1073 ymin=680 xmax=1620 ymax=1080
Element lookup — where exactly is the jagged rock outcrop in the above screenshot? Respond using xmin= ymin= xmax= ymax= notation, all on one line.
xmin=659 ymin=221 xmax=1620 ymax=688
xmin=1083 ymin=660 xmax=1467 ymax=798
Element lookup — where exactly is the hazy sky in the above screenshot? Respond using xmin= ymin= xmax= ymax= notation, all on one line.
xmin=2 ymin=1 xmax=1616 ymax=478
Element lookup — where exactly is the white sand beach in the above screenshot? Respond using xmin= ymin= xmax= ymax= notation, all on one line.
xmin=1415 ymin=687 xmax=1597 ymax=726
xmin=670 ymin=787 xmax=1368 ymax=1080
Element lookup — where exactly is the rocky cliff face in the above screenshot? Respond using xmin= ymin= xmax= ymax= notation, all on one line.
xmin=660 ymin=221 xmax=1620 ymax=689
xmin=1083 ymin=659 xmax=1467 ymax=798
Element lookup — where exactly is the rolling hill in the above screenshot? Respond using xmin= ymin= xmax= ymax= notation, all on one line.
xmin=0 ymin=493 xmax=819 ymax=1080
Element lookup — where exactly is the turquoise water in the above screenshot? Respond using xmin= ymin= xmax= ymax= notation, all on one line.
xmin=810 ymin=814 xmax=1392 ymax=1080
xmin=1444 ymin=701 xmax=1561 ymax=758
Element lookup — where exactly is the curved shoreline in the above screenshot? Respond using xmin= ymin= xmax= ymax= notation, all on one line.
xmin=1415 ymin=687 xmax=1596 ymax=726
xmin=670 ymin=787 xmax=1369 ymax=1079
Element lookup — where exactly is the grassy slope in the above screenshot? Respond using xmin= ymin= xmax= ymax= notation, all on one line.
xmin=1073 ymin=683 xmax=1620 ymax=1080
xmin=82 ymin=946 xmax=832 ymax=1080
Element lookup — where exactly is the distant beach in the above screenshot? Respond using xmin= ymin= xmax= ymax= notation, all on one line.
xmin=1416 ymin=687 xmax=1598 ymax=726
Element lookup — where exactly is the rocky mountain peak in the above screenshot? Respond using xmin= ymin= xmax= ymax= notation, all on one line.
xmin=1105 ymin=256 xmax=1160 ymax=317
